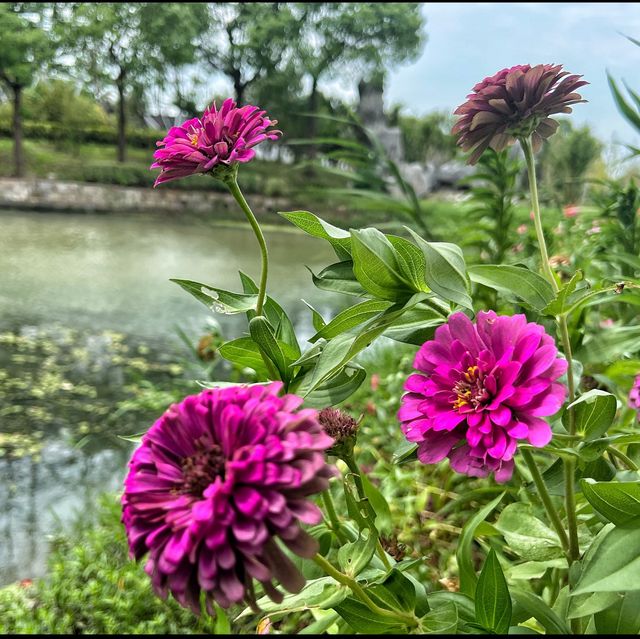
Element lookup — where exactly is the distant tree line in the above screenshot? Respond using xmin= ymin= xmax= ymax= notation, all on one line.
xmin=0 ymin=2 xmax=426 ymax=175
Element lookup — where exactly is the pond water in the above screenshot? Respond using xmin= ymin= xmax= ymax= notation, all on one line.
xmin=0 ymin=209 xmax=344 ymax=585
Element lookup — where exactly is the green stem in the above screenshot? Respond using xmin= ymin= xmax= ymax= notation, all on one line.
xmin=322 ymin=490 xmax=350 ymax=544
xmin=521 ymin=137 xmax=558 ymax=293
xmin=521 ymin=449 xmax=570 ymax=556
xmin=344 ymin=457 xmax=393 ymax=571
xmin=312 ymin=554 xmax=417 ymax=627
xmin=224 ymin=175 xmax=269 ymax=316
xmin=521 ymin=136 xmax=580 ymax=569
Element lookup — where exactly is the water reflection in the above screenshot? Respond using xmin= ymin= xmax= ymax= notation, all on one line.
xmin=0 ymin=209 xmax=348 ymax=585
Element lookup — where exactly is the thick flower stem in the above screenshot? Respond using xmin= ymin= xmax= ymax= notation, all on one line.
xmin=521 ymin=137 xmax=580 ymax=571
xmin=322 ymin=490 xmax=351 ymax=545
xmin=343 ymin=456 xmax=393 ymax=571
xmin=521 ymin=137 xmax=559 ymax=293
xmin=521 ymin=449 xmax=570 ymax=556
xmin=312 ymin=554 xmax=418 ymax=628
xmin=224 ymin=175 xmax=269 ymax=316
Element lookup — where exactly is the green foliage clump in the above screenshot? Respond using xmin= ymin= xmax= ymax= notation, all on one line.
xmin=0 ymin=496 xmax=223 ymax=634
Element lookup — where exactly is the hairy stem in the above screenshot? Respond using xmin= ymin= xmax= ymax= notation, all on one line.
xmin=521 ymin=136 xmax=580 ymax=571
xmin=344 ymin=456 xmax=393 ymax=571
xmin=322 ymin=490 xmax=350 ymax=544
xmin=521 ymin=449 xmax=570 ymax=555
xmin=224 ymin=175 xmax=269 ymax=315
xmin=312 ymin=554 xmax=417 ymax=627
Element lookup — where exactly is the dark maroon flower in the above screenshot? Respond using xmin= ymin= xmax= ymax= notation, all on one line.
xmin=398 ymin=311 xmax=567 ymax=482
xmin=122 ymin=383 xmax=335 ymax=613
xmin=151 ymin=98 xmax=281 ymax=186
xmin=453 ymin=64 xmax=587 ymax=163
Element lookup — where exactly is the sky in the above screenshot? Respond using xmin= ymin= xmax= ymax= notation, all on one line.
xmin=383 ymin=2 xmax=640 ymax=147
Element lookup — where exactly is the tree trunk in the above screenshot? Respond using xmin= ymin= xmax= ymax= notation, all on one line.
xmin=307 ymin=76 xmax=319 ymax=162
xmin=232 ymin=69 xmax=245 ymax=104
xmin=117 ymin=74 xmax=126 ymax=163
xmin=12 ymin=85 xmax=24 ymax=178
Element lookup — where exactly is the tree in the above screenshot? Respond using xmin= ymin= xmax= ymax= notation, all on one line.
xmin=198 ymin=3 xmax=301 ymax=105
xmin=294 ymin=3 xmax=426 ymax=152
xmin=539 ymin=121 xmax=602 ymax=205
xmin=60 ymin=3 xmax=208 ymax=162
xmin=0 ymin=4 xmax=52 ymax=177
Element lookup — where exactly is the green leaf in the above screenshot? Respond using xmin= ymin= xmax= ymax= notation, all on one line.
xmin=334 ymin=597 xmax=405 ymax=634
xmin=305 ymin=294 xmax=426 ymax=394
xmin=218 ymin=337 xmax=269 ymax=377
xmin=506 ymin=558 xmax=566 ymax=580
xmin=387 ymin=235 xmax=429 ymax=292
xmin=239 ymin=271 xmax=299 ymax=354
xmin=310 ymin=300 xmax=392 ymax=342
xmin=510 ymin=589 xmax=570 ymax=634
xmin=300 ymin=364 xmax=366 ymax=409
xmin=377 ymin=570 xmax=417 ymax=613
xmin=391 ymin=440 xmax=418 ymax=465
xmin=475 ymin=549 xmax=512 ymax=634
xmin=235 ymin=576 xmax=346 ymax=619
xmin=594 ymin=590 xmax=640 ymax=634
xmin=310 ymin=261 xmax=366 ymax=297
xmin=299 ymin=611 xmax=340 ymax=634
xmin=468 ymin=264 xmax=555 ymax=311
xmin=581 ymin=479 xmax=640 ymax=527
xmin=213 ymin=604 xmax=231 ymax=634
xmin=565 ymin=390 xmax=617 ymax=442
xmin=382 ymin=303 xmax=445 ymax=345
xmin=608 ymin=72 xmax=640 ymax=133
xmin=495 ymin=503 xmax=565 ymax=561
xmin=302 ymin=300 xmax=326 ymax=333
xmin=572 ymin=526 xmax=640 ymax=594
xmin=248 ymin=316 xmax=289 ymax=382
xmin=171 ymin=278 xmax=257 ymax=314
xmin=279 ymin=210 xmax=352 ymax=259
xmin=457 ymin=492 xmax=505 ymax=597
xmin=567 ymin=590 xmax=619 ymax=620
xmin=407 ymin=228 xmax=472 ymax=309
xmin=361 ymin=472 xmax=393 ymax=534
xmin=542 ymin=270 xmax=584 ymax=316
xmin=419 ymin=602 xmax=458 ymax=634
xmin=578 ymin=324 xmax=640 ymax=364
xmin=351 ymin=228 xmax=416 ymax=301
xmin=426 ymin=592 xmax=474 ymax=626
xmin=338 ymin=529 xmax=377 ymax=578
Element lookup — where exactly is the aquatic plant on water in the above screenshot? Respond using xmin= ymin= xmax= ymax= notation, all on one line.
xmin=120 ymin=76 xmax=640 ymax=633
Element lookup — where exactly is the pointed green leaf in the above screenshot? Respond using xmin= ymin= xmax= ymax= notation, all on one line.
xmin=279 ymin=210 xmax=352 ymax=259
xmin=469 ymin=264 xmax=555 ymax=311
xmin=565 ymin=390 xmax=617 ymax=441
xmin=309 ymin=261 xmax=366 ymax=297
xmin=407 ymin=228 xmax=472 ymax=309
xmin=171 ymin=279 xmax=257 ymax=314
xmin=581 ymin=479 xmax=640 ymax=527
xmin=475 ymin=549 xmax=512 ymax=634
xmin=310 ymin=300 xmax=392 ymax=342
xmin=457 ymin=492 xmax=505 ymax=596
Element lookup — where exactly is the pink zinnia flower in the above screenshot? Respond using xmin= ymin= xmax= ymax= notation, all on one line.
xmin=151 ymin=98 xmax=282 ymax=186
xmin=563 ymin=204 xmax=580 ymax=218
xmin=122 ymin=383 xmax=334 ymax=613
xmin=453 ymin=64 xmax=587 ymax=163
xmin=517 ymin=224 xmax=528 ymax=235
xmin=398 ymin=311 xmax=567 ymax=482
xmin=629 ymin=375 xmax=640 ymax=420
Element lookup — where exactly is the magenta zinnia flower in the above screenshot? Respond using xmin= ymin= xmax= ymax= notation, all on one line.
xmin=398 ymin=311 xmax=567 ymax=482
xmin=151 ymin=98 xmax=282 ymax=186
xmin=629 ymin=375 xmax=640 ymax=420
xmin=453 ymin=64 xmax=587 ymax=163
xmin=122 ymin=383 xmax=334 ymax=613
